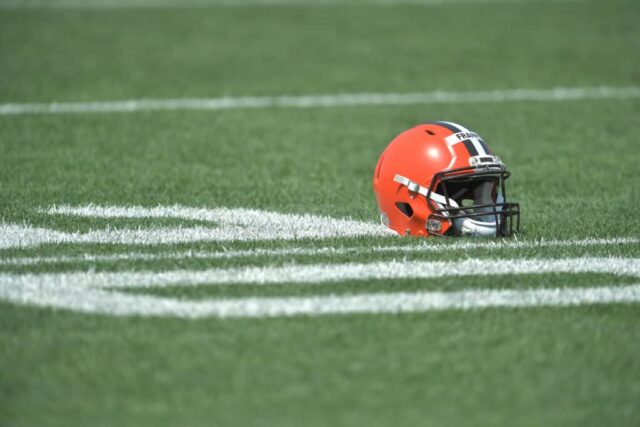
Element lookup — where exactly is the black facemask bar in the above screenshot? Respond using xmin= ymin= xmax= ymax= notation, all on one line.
xmin=425 ymin=165 xmax=520 ymax=237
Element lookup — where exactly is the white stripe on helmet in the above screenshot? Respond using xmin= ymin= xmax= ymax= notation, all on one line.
xmin=393 ymin=175 xmax=460 ymax=208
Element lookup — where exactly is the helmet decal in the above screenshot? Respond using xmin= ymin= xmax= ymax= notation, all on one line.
xmin=429 ymin=121 xmax=492 ymax=157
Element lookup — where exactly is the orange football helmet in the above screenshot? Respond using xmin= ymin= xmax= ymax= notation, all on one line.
xmin=373 ymin=121 xmax=520 ymax=237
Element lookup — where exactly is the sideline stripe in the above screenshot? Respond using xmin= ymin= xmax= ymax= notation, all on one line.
xmin=1 ymin=86 xmax=639 ymax=116
xmin=0 ymin=257 xmax=639 ymax=318
xmin=1 ymin=236 xmax=638 ymax=266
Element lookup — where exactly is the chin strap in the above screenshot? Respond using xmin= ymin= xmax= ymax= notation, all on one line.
xmin=393 ymin=174 xmax=459 ymax=208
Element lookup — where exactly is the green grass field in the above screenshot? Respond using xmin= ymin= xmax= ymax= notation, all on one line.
xmin=1 ymin=0 xmax=640 ymax=425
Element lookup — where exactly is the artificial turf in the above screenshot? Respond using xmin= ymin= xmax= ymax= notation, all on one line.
xmin=1 ymin=0 xmax=639 ymax=425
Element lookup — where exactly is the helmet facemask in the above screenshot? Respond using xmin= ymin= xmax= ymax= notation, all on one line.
xmin=426 ymin=164 xmax=520 ymax=237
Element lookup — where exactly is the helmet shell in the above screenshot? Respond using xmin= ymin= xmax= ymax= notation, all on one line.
xmin=373 ymin=121 xmax=494 ymax=237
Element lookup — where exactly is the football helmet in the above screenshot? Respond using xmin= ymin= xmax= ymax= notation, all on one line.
xmin=373 ymin=121 xmax=520 ymax=237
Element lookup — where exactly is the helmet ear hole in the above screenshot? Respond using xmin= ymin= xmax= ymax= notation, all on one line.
xmin=395 ymin=202 xmax=414 ymax=217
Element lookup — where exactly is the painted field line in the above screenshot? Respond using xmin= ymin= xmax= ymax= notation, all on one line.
xmin=89 ymin=284 xmax=640 ymax=318
xmin=3 ymin=280 xmax=640 ymax=319
xmin=0 ymin=206 xmax=391 ymax=249
xmin=21 ymin=257 xmax=639 ymax=288
xmin=1 ymin=236 xmax=638 ymax=266
xmin=1 ymin=257 xmax=639 ymax=318
xmin=1 ymin=86 xmax=638 ymax=116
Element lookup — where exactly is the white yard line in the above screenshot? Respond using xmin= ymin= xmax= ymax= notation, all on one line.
xmin=2 ymin=281 xmax=639 ymax=319
xmin=1 ymin=237 xmax=638 ymax=266
xmin=2 ymin=204 xmax=637 ymax=254
xmin=1 ymin=86 xmax=638 ymax=116
xmin=0 ymin=206 xmax=391 ymax=249
xmin=0 ymin=257 xmax=639 ymax=318
xmin=12 ymin=257 xmax=638 ymax=288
